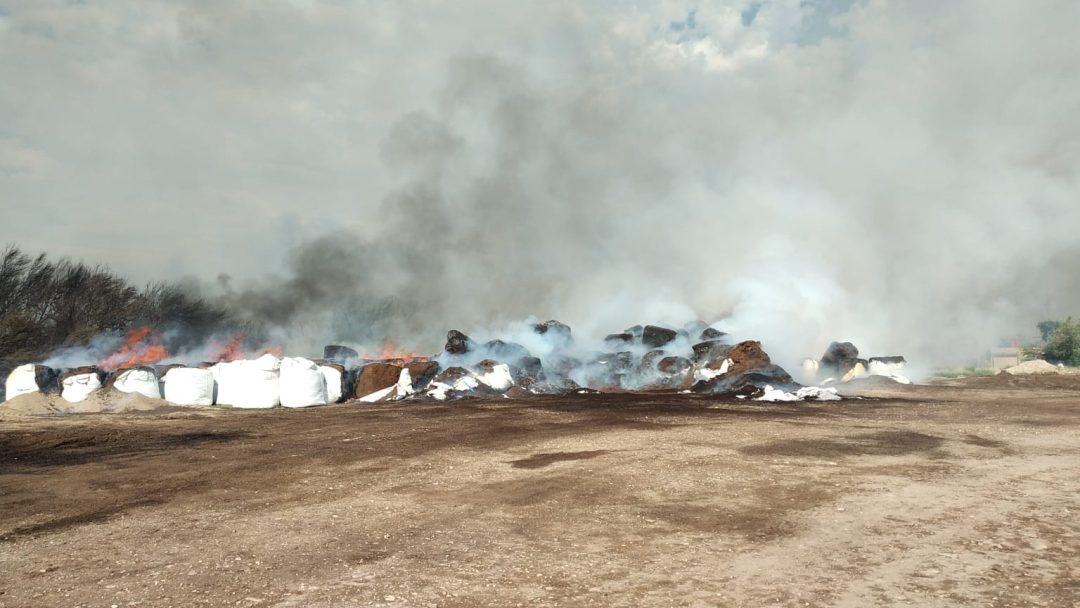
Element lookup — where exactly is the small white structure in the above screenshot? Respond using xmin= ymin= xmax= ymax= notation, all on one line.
xmin=162 ymin=367 xmax=216 ymax=406
xmin=213 ymin=354 xmax=281 ymax=409
xmin=280 ymin=357 xmax=328 ymax=408
xmin=989 ymin=347 xmax=1021 ymax=371
xmin=112 ymin=368 xmax=162 ymax=399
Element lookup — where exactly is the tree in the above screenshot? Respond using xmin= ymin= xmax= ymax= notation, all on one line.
xmin=1043 ymin=318 xmax=1080 ymax=367
xmin=1 ymin=245 xmax=241 ymax=374
xmin=1037 ymin=320 xmax=1061 ymax=342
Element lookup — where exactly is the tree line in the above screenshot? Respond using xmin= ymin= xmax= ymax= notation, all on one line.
xmin=0 ymin=245 xmax=238 ymax=379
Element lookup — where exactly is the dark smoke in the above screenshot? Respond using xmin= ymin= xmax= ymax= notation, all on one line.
xmin=4 ymin=2 xmax=1080 ymax=369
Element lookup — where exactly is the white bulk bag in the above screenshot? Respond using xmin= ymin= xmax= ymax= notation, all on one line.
xmin=280 ymin=357 xmax=327 ymax=408
xmin=868 ymin=359 xmax=905 ymax=375
xmin=62 ymin=372 xmax=102 ymax=403
xmin=476 ymin=363 xmax=513 ymax=391
xmin=5 ymin=364 xmax=43 ymax=402
xmin=841 ymin=361 xmax=867 ymax=383
xmin=395 ymin=368 xmax=415 ymax=398
xmin=358 ymin=368 xmax=424 ymax=402
xmin=210 ymin=361 xmax=238 ymax=405
xmin=113 ymin=368 xmax=162 ymax=399
xmin=800 ymin=358 xmax=820 ymax=384
xmin=162 ymin=367 xmax=216 ymax=406
xmin=215 ymin=354 xmax=281 ymax=409
xmin=357 ymin=385 xmax=395 ymax=403
xmin=319 ymin=365 xmax=345 ymax=403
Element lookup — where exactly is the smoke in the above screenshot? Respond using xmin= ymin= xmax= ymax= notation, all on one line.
xmin=42 ymin=334 xmax=128 ymax=370
xmin=4 ymin=1 xmax=1080 ymax=368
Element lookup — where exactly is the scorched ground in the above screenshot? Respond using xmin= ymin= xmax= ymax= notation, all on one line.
xmin=1 ymin=375 xmax=1078 ymax=607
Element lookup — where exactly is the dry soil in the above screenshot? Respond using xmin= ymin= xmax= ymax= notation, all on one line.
xmin=1 ymin=378 xmax=1078 ymax=607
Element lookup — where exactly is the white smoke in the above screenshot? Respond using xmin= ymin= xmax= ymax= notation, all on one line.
xmin=3 ymin=1 xmax=1079 ymax=368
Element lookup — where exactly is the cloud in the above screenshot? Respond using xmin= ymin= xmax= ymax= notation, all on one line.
xmin=0 ymin=138 xmax=57 ymax=178
xmin=1 ymin=0 xmax=1079 ymax=364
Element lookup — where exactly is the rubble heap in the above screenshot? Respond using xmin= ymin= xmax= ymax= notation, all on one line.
xmin=3 ymin=320 xmax=914 ymax=409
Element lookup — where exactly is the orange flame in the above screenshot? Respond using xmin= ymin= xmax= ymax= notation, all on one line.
xmin=258 ymin=345 xmax=284 ymax=358
xmin=206 ymin=335 xmax=284 ymax=362
xmin=99 ymin=326 xmax=170 ymax=371
xmin=363 ymin=338 xmax=429 ymax=362
xmin=207 ymin=335 xmax=247 ymax=362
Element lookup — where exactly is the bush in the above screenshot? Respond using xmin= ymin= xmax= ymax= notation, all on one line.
xmin=1020 ymin=343 xmax=1045 ymax=361
xmin=1038 ymin=320 xmax=1061 ymax=342
xmin=1043 ymin=318 xmax=1080 ymax=367
xmin=1 ymin=245 xmax=238 ymax=373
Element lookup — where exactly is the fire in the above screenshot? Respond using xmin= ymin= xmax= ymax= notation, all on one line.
xmin=207 ymin=335 xmax=247 ymax=362
xmin=206 ymin=335 xmax=284 ymax=362
xmin=366 ymin=338 xmax=428 ymax=362
xmin=258 ymin=345 xmax=285 ymax=358
xmin=99 ymin=326 xmax=169 ymax=371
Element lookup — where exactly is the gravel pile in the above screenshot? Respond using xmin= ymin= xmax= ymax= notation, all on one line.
xmin=1003 ymin=360 xmax=1061 ymax=375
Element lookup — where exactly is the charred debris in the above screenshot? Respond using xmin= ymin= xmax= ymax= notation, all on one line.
xmin=4 ymin=319 xmax=908 ymax=407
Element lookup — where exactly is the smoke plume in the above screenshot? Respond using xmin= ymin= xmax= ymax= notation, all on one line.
xmin=3 ymin=1 xmax=1079 ymax=367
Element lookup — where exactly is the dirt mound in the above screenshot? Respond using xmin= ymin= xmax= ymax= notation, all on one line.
xmin=658 ymin=356 xmax=692 ymax=375
xmin=0 ymin=389 xmax=179 ymax=419
xmin=642 ymin=325 xmax=677 ymax=348
xmin=323 ymin=345 xmax=359 ymax=362
xmin=354 ymin=363 xmax=404 ymax=399
xmin=694 ymin=341 xmax=732 ymax=367
xmin=405 ymin=360 xmax=441 ymax=389
xmin=692 ymin=364 xmax=798 ymax=397
xmin=699 ymin=327 xmax=726 ymax=341
xmin=604 ymin=333 xmax=634 ymax=347
xmin=532 ymin=320 xmax=573 ymax=348
xmin=444 ymin=330 xmax=474 ymax=355
xmin=482 ymin=339 xmax=531 ymax=362
xmin=820 ymin=341 xmax=860 ymax=377
xmin=1003 ymin=360 xmax=1060 ymax=375
xmin=727 ymin=340 xmax=772 ymax=374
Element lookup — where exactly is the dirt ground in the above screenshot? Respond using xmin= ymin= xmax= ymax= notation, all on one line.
xmin=2 ymin=377 xmax=1079 ymax=607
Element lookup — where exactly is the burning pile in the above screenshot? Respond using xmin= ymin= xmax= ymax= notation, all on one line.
xmin=801 ymin=342 xmax=911 ymax=386
xmin=3 ymin=319 xmax=910 ymax=409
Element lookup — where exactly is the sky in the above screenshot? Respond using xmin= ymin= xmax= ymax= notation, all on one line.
xmin=1 ymin=0 xmax=1079 ymax=363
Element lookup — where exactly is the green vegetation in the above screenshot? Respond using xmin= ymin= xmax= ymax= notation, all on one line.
xmin=1037 ymin=320 xmax=1060 ymax=342
xmin=1020 ymin=343 xmax=1045 ymax=361
xmin=1 ymin=245 xmax=238 ymax=380
xmin=1042 ymin=318 xmax=1080 ymax=367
